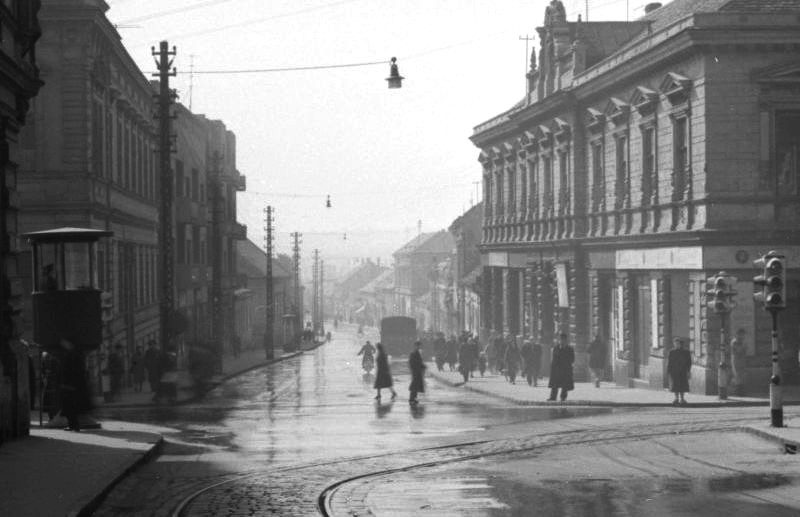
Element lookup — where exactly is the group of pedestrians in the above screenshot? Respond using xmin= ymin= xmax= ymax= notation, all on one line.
xmin=360 ymin=340 xmax=425 ymax=404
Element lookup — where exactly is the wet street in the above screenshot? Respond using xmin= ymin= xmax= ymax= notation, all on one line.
xmin=92 ymin=326 xmax=800 ymax=516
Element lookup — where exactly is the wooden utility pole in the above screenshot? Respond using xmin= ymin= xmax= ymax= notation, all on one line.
xmin=152 ymin=41 xmax=177 ymax=353
xmin=263 ymin=206 xmax=274 ymax=359
xmin=291 ymin=232 xmax=302 ymax=341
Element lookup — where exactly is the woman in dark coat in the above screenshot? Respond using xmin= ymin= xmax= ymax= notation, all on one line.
xmin=373 ymin=343 xmax=396 ymax=401
xmin=667 ymin=337 xmax=692 ymax=405
xmin=446 ymin=337 xmax=458 ymax=372
xmin=458 ymin=340 xmax=474 ymax=383
xmin=408 ymin=341 xmax=426 ymax=405
xmin=548 ymin=333 xmax=575 ymax=401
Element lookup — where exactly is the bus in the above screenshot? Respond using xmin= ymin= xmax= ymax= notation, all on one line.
xmin=379 ymin=316 xmax=417 ymax=358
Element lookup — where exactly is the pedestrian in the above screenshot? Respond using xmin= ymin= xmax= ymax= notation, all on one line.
xmin=485 ymin=337 xmax=497 ymax=374
xmin=504 ymin=338 xmax=522 ymax=384
xmin=548 ymin=333 xmax=575 ymax=401
xmin=107 ymin=344 xmax=124 ymax=401
xmin=477 ymin=346 xmax=487 ymax=377
xmin=520 ymin=340 xmax=541 ymax=387
xmin=144 ymin=340 xmax=161 ymax=393
xmin=434 ymin=333 xmax=447 ymax=372
xmin=587 ymin=334 xmax=607 ymax=388
xmin=131 ymin=346 xmax=145 ymax=392
xmin=731 ymin=328 xmax=747 ymax=396
xmin=458 ymin=338 xmax=475 ymax=383
xmin=446 ymin=336 xmax=458 ymax=372
xmin=468 ymin=336 xmax=481 ymax=377
xmin=408 ymin=341 xmax=426 ymax=405
xmin=496 ymin=334 xmax=508 ymax=378
xmin=667 ymin=337 xmax=692 ymax=405
xmin=373 ymin=342 xmax=396 ymax=401
xmin=58 ymin=338 xmax=91 ymax=431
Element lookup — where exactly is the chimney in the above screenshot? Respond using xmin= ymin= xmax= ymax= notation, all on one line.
xmin=644 ymin=2 xmax=662 ymax=14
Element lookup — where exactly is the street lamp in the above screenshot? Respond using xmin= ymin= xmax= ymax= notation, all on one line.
xmin=386 ymin=57 xmax=404 ymax=88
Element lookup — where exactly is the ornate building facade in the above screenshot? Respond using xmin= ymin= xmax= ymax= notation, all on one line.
xmin=0 ymin=0 xmax=43 ymax=441
xmin=472 ymin=0 xmax=800 ymax=394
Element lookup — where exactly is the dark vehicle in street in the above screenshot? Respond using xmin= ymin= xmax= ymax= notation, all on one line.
xmin=380 ymin=316 xmax=417 ymax=358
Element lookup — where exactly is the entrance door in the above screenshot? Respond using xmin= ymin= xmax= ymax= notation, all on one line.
xmin=633 ymin=278 xmax=652 ymax=378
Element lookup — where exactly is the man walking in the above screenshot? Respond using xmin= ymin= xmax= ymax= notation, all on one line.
xmin=144 ymin=340 xmax=161 ymax=394
xmin=521 ymin=340 xmax=542 ymax=387
xmin=667 ymin=337 xmax=692 ymax=405
xmin=408 ymin=341 xmax=426 ymax=405
xmin=548 ymin=333 xmax=575 ymax=401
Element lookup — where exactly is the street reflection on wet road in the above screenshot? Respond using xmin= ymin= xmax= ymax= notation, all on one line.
xmin=98 ymin=327 xmax=613 ymax=469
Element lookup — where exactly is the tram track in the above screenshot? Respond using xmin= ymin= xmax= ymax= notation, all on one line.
xmin=167 ymin=414 xmax=762 ymax=516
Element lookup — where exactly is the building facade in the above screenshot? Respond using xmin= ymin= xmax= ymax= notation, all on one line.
xmin=19 ymin=0 xmax=247 ymax=385
xmin=0 ymin=0 xmax=43 ymax=441
xmin=449 ymin=202 xmax=483 ymax=338
xmin=472 ymin=0 xmax=800 ymax=394
xmin=19 ymin=0 xmax=160 ymax=387
xmin=392 ymin=231 xmax=455 ymax=330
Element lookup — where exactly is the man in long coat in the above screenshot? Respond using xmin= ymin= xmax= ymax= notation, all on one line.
xmin=667 ymin=337 xmax=692 ymax=405
xmin=521 ymin=340 xmax=542 ymax=387
xmin=548 ymin=333 xmax=575 ymax=401
xmin=408 ymin=341 xmax=426 ymax=405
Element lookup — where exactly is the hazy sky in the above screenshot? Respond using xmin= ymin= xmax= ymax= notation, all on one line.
xmin=105 ymin=0 xmax=638 ymax=259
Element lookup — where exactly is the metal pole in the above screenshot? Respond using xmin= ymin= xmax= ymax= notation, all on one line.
xmin=717 ymin=311 xmax=728 ymax=400
xmin=152 ymin=41 xmax=176 ymax=354
xmin=264 ymin=206 xmax=274 ymax=360
xmin=770 ymin=310 xmax=783 ymax=427
xmin=320 ymin=258 xmax=324 ymax=334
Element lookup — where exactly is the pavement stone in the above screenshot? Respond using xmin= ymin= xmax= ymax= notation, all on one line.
xmin=426 ymin=364 xmax=800 ymax=408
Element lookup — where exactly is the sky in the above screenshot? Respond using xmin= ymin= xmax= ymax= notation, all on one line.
xmin=104 ymin=0 xmax=641 ymax=264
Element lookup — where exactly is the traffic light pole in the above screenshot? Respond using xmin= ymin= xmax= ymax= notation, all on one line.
xmin=770 ymin=309 xmax=782 ymax=427
xmin=717 ymin=310 xmax=729 ymax=400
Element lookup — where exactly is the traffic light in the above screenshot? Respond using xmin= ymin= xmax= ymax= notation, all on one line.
xmin=706 ymin=273 xmax=737 ymax=313
xmin=754 ymin=251 xmax=786 ymax=311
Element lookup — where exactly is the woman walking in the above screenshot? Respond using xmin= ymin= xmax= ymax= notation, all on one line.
xmin=667 ymin=337 xmax=692 ymax=405
xmin=373 ymin=343 xmax=397 ymax=401
xmin=504 ymin=340 xmax=522 ymax=384
xmin=408 ymin=341 xmax=426 ymax=405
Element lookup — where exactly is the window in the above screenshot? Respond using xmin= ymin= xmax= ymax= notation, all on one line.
xmin=185 ymin=224 xmax=193 ymax=266
xmin=508 ymin=166 xmax=516 ymax=213
xmin=529 ymin=158 xmax=538 ymax=212
xmin=484 ymin=176 xmax=492 ymax=216
xmin=591 ymin=142 xmax=604 ymax=208
xmin=642 ymin=126 xmax=655 ymax=205
xmin=116 ymin=117 xmax=122 ymax=184
xmin=175 ymin=160 xmax=184 ymax=198
xmin=558 ymin=150 xmax=569 ymax=204
xmin=615 ymin=135 xmax=628 ymax=208
xmin=543 ymin=155 xmax=552 ymax=203
xmin=520 ymin=163 xmax=527 ymax=210
xmin=673 ymin=117 xmax=688 ymax=197
xmin=776 ymin=111 xmax=800 ymax=194
xmin=92 ymin=99 xmax=104 ymax=177
xmin=176 ymin=224 xmax=185 ymax=264
xmin=495 ymin=170 xmax=504 ymax=214
xmin=192 ymin=168 xmax=199 ymax=201
xmin=193 ymin=225 xmax=201 ymax=263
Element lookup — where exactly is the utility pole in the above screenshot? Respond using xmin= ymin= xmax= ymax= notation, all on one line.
xmin=210 ymin=151 xmax=224 ymax=370
xmin=312 ymin=249 xmax=320 ymax=335
xmin=152 ymin=41 xmax=177 ymax=353
xmin=319 ymin=259 xmax=325 ymax=334
xmin=263 ymin=206 xmax=274 ymax=360
xmin=291 ymin=232 xmax=302 ymax=343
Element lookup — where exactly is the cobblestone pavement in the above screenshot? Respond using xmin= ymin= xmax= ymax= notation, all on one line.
xmin=92 ymin=324 xmax=797 ymax=516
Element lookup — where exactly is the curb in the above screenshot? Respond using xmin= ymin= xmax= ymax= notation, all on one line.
xmin=429 ymin=371 xmax=789 ymax=409
xmin=739 ymin=425 xmax=800 ymax=453
xmin=101 ymin=343 xmax=325 ymax=409
xmin=71 ymin=434 xmax=165 ymax=517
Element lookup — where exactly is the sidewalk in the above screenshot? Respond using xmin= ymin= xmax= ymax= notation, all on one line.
xmin=93 ymin=345 xmax=314 ymax=409
xmin=0 ymin=421 xmax=163 ymax=517
xmin=428 ymin=364 xmax=800 ymax=408
xmin=0 ymin=342 xmax=324 ymax=517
